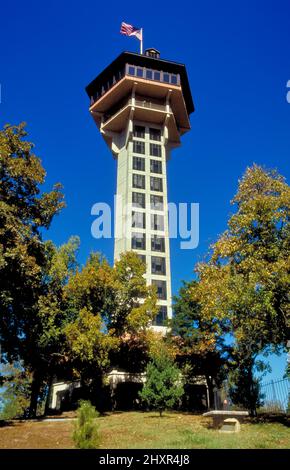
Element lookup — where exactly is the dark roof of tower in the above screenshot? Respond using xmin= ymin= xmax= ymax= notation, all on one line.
xmin=85 ymin=51 xmax=194 ymax=115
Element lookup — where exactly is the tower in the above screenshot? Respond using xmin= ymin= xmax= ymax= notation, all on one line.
xmin=86 ymin=48 xmax=194 ymax=329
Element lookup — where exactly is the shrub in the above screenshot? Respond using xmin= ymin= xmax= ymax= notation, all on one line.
xmin=73 ymin=400 xmax=100 ymax=449
xmin=139 ymin=353 xmax=184 ymax=417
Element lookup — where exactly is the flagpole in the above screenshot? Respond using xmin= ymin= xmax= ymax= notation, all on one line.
xmin=140 ymin=28 xmax=143 ymax=55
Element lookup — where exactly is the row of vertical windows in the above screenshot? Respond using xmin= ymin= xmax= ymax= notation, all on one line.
xmin=132 ymin=192 xmax=164 ymax=211
xmin=133 ymin=126 xmax=161 ymax=142
xmin=133 ymin=140 xmax=162 ymax=158
xmin=131 ymin=234 xmax=165 ymax=253
xmin=132 ymin=174 xmax=163 ymax=192
xmin=133 ymin=157 xmax=162 ymax=174
xmin=132 ymin=213 xmax=164 ymax=231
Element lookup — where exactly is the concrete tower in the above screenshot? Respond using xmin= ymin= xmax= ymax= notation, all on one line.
xmin=86 ymin=48 xmax=194 ymax=329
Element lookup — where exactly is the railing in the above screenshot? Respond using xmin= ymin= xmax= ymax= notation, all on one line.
xmin=103 ymin=98 xmax=169 ymax=124
xmin=259 ymin=378 xmax=289 ymax=413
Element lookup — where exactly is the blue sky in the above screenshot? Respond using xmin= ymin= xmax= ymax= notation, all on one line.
xmin=1 ymin=0 xmax=289 ymax=381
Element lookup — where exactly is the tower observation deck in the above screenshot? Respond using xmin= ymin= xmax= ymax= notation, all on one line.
xmin=86 ymin=48 xmax=194 ymax=329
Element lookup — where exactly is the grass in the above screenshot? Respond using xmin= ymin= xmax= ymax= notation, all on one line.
xmin=0 ymin=412 xmax=289 ymax=449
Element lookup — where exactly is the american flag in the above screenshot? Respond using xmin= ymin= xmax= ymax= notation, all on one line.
xmin=120 ymin=22 xmax=142 ymax=41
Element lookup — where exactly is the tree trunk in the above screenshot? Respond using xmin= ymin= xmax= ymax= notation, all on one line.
xmin=206 ymin=376 xmax=215 ymax=409
xmin=28 ymin=370 xmax=42 ymax=418
xmin=44 ymin=374 xmax=53 ymax=416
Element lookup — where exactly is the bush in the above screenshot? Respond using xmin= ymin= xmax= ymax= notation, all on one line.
xmin=139 ymin=353 xmax=184 ymax=417
xmin=73 ymin=400 xmax=100 ymax=449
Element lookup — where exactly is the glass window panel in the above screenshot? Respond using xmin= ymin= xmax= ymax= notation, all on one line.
xmin=153 ymin=306 xmax=168 ymax=325
xmin=154 ymin=71 xmax=161 ymax=81
xmin=133 ymin=141 xmax=145 ymax=154
xmin=150 ymin=176 xmax=163 ymax=192
xmin=151 ymin=256 xmax=166 ymax=275
xmin=151 ymin=235 xmax=165 ymax=252
xmin=150 ymin=195 xmax=164 ymax=211
xmin=136 ymin=68 xmax=143 ymax=77
xmin=149 ymin=128 xmax=161 ymax=141
xmin=151 ymin=214 xmax=164 ymax=231
xmin=171 ymin=74 xmax=177 ymax=85
xmin=152 ymin=280 xmax=167 ymax=300
xmin=132 ymin=192 xmax=145 ymax=209
xmin=132 ymin=174 xmax=145 ymax=189
xmin=132 ymin=211 xmax=146 ymax=228
xmin=128 ymin=66 xmax=135 ymax=76
xmin=150 ymin=143 xmax=161 ymax=157
xmin=133 ymin=156 xmax=145 ymax=171
xmin=146 ymin=69 xmax=153 ymax=80
xmin=134 ymin=125 xmax=145 ymax=138
xmin=150 ymin=159 xmax=162 ymax=174
xmin=163 ymin=73 xmax=170 ymax=83
xmin=131 ymin=232 xmax=146 ymax=250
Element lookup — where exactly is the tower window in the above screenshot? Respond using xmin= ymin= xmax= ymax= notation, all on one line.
xmin=150 ymin=194 xmax=163 ymax=211
xmin=151 ymin=256 xmax=166 ymax=275
xmin=151 ymin=214 xmax=164 ymax=231
xmin=128 ymin=66 xmax=135 ymax=76
xmin=133 ymin=156 xmax=145 ymax=171
xmin=133 ymin=141 xmax=145 ymax=154
xmin=171 ymin=74 xmax=178 ymax=85
xmin=150 ymin=143 xmax=161 ymax=157
xmin=151 ymin=235 xmax=165 ymax=252
xmin=149 ymin=128 xmax=161 ymax=141
xmin=146 ymin=69 xmax=153 ymax=80
xmin=163 ymin=73 xmax=170 ymax=83
xmin=154 ymin=306 xmax=168 ymax=326
xmin=132 ymin=211 xmax=146 ymax=229
xmin=133 ymin=174 xmax=145 ymax=189
xmin=134 ymin=125 xmax=145 ymax=139
xmin=152 ymin=280 xmax=167 ymax=300
xmin=131 ymin=232 xmax=146 ymax=250
xmin=136 ymin=67 xmax=144 ymax=78
xmin=150 ymin=176 xmax=163 ymax=192
xmin=132 ymin=192 xmax=145 ymax=209
xmin=150 ymin=159 xmax=162 ymax=174
xmin=154 ymin=71 xmax=161 ymax=81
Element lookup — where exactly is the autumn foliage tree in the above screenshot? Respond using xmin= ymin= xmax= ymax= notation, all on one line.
xmin=192 ymin=165 xmax=290 ymax=413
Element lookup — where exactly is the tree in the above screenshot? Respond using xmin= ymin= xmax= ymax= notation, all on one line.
xmin=0 ymin=123 xmax=65 ymax=416
xmin=63 ymin=251 xmax=158 ymax=405
xmin=73 ymin=400 xmax=100 ymax=449
xmin=0 ymin=363 xmax=32 ymax=419
xmin=228 ymin=349 xmax=265 ymax=415
xmin=172 ymin=281 xmax=230 ymax=408
xmin=139 ymin=352 xmax=184 ymax=417
xmin=192 ymin=165 xmax=290 ymax=414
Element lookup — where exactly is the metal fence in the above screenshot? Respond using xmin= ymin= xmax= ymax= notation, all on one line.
xmin=260 ymin=378 xmax=289 ymax=413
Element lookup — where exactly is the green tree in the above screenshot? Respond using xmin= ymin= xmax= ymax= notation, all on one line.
xmin=139 ymin=353 xmax=184 ymax=417
xmin=0 ymin=363 xmax=32 ymax=419
xmin=64 ymin=251 xmax=157 ymax=403
xmin=193 ymin=165 xmax=290 ymax=414
xmin=0 ymin=123 xmax=65 ymax=416
xmin=73 ymin=400 xmax=100 ymax=449
xmin=172 ymin=281 xmax=230 ymax=409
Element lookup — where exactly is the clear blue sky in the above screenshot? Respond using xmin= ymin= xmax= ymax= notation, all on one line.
xmin=1 ymin=0 xmax=289 ymax=381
